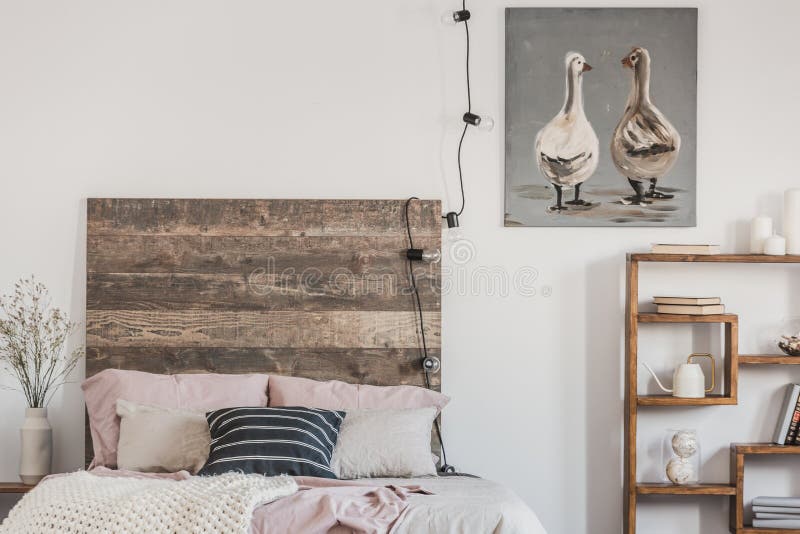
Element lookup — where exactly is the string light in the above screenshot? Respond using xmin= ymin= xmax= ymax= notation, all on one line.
xmin=442 ymin=0 xmax=493 ymax=230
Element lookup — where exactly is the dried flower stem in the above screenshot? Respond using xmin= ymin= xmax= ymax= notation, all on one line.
xmin=0 ymin=276 xmax=84 ymax=408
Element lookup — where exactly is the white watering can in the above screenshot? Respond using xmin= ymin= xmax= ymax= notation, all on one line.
xmin=642 ymin=353 xmax=716 ymax=398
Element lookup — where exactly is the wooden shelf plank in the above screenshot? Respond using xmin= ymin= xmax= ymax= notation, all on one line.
xmin=0 ymin=482 xmax=36 ymax=493
xmin=636 ymin=483 xmax=736 ymax=496
xmin=638 ymin=313 xmax=738 ymax=324
xmin=738 ymin=529 xmax=800 ymax=534
xmin=732 ymin=443 xmax=800 ymax=455
xmin=740 ymin=355 xmax=800 ymax=365
xmin=638 ymin=394 xmax=737 ymax=406
xmin=630 ymin=253 xmax=800 ymax=263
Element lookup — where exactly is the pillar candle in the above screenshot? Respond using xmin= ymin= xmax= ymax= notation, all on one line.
xmin=764 ymin=234 xmax=787 ymax=256
xmin=785 ymin=189 xmax=800 ymax=255
xmin=750 ymin=216 xmax=773 ymax=254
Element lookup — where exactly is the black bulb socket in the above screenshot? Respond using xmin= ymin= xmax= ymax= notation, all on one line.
xmin=463 ymin=112 xmax=481 ymax=127
xmin=406 ymin=248 xmax=424 ymax=261
xmin=445 ymin=212 xmax=460 ymax=229
xmin=452 ymin=9 xmax=471 ymax=22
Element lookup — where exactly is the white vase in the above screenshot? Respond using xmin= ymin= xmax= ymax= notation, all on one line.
xmin=19 ymin=407 xmax=52 ymax=485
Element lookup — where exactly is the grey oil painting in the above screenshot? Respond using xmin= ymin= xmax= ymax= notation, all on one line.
xmin=504 ymin=8 xmax=697 ymax=227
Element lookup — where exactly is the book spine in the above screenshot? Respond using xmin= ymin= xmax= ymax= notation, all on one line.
xmin=786 ymin=394 xmax=800 ymax=444
xmin=774 ymin=385 xmax=799 ymax=445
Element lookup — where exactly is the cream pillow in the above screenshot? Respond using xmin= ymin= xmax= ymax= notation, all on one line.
xmin=116 ymin=399 xmax=210 ymax=473
xmin=331 ymin=407 xmax=438 ymax=479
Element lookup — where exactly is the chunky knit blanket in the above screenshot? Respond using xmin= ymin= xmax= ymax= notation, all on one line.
xmin=0 ymin=471 xmax=298 ymax=534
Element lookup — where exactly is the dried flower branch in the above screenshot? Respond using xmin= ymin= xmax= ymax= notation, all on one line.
xmin=0 ymin=276 xmax=84 ymax=408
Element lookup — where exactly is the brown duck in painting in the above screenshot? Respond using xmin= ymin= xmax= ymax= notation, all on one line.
xmin=611 ymin=47 xmax=681 ymax=206
xmin=534 ymin=52 xmax=599 ymax=212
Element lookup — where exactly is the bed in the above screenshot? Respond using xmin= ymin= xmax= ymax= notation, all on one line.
xmin=1 ymin=199 xmax=546 ymax=533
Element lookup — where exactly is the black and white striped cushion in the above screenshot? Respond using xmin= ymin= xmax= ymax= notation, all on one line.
xmin=198 ymin=406 xmax=345 ymax=479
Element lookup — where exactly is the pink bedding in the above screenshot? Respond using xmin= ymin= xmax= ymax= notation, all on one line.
xmin=82 ymin=468 xmax=426 ymax=533
xmin=254 ymin=477 xmax=430 ymax=534
xmin=38 ymin=468 xmax=545 ymax=533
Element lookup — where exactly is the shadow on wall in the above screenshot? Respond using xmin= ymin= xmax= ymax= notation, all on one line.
xmin=584 ymin=254 xmax=624 ymax=533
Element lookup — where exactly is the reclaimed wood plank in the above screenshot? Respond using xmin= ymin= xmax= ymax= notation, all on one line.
xmin=87 ymin=272 xmax=440 ymax=312
xmin=87 ymin=198 xmax=441 ymax=237
xmin=87 ymin=235 xmax=439 ymax=276
xmin=85 ymin=347 xmax=440 ymax=388
xmin=86 ymin=310 xmax=441 ymax=349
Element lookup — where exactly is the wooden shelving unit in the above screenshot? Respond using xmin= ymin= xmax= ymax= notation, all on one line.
xmin=624 ymin=253 xmax=800 ymax=534
xmin=731 ymin=444 xmax=800 ymax=533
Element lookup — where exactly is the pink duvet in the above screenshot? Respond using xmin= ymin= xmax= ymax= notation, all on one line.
xmin=82 ymin=468 xmax=427 ymax=534
xmin=254 ymin=477 xmax=431 ymax=534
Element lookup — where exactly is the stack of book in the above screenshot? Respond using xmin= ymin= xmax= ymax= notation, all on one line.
xmin=773 ymin=384 xmax=800 ymax=445
xmin=651 ymin=244 xmax=720 ymax=255
xmin=653 ymin=296 xmax=725 ymax=316
xmin=753 ymin=496 xmax=800 ymax=529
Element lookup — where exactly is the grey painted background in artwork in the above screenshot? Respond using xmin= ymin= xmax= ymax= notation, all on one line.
xmin=504 ymin=8 xmax=697 ymax=227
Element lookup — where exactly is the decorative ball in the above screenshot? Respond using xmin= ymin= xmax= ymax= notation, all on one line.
xmin=671 ymin=430 xmax=698 ymax=458
xmin=666 ymin=458 xmax=695 ymax=485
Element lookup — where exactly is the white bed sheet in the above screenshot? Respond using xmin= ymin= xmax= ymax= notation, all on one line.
xmin=367 ymin=475 xmax=547 ymax=534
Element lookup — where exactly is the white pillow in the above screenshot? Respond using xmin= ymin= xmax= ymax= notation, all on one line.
xmin=116 ymin=399 xmax=210 ymax=474
xmin=331 ymin=407 xmax=438 ymax=479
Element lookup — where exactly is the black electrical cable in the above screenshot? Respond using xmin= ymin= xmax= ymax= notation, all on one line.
xmin=444 ymin=0 xmax=471 ymax=220
xmin=404 ymin=197 xmax=451 ymax=473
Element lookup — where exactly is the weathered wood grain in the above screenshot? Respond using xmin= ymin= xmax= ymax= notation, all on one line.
xmin=87 ymin=235 xmax=439 ymax=275
xmin=86 ymin=310 xmax=440 ymax=349
xmin=85 ymin=347 xmax=440 ymax=388
xmin=87 ymin=198 xmax=442 ymax=237
xmin=86 ymin=198 xmax=443 ymax=467
xmin=86 ymin=272 xmax=440 ymax=312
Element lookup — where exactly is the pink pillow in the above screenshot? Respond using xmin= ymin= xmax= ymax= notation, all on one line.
xmin=82 ymin=369 xmax=269 ymax=468
xmin=267 ymin=375 xmax=449 ymax=412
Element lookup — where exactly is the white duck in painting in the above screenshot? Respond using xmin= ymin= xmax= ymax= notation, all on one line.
xmin=611 ymin=47 xmax=681 ymax=205
xmin=535 ymin=52 xmax=599 ymax=212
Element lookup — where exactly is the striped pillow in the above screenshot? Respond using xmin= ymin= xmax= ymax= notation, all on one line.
xmin=198 ymin=406 xmax=344 ymax=479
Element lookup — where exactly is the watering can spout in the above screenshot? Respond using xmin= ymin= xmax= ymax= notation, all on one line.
xmin=642 ymin=362 xmax=673 ymax=393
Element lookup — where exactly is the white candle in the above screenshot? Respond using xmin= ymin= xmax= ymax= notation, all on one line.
xmin=785 ymin=189 xmax=800 ymax=255
xmin=764 ymin=234 xmax=787 ymax=256
xmin=750 ymin=216 xmax=773 ymax=254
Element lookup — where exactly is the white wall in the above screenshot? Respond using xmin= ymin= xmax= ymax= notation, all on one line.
xmin=1 ymin=1 xmax=799 ymax=532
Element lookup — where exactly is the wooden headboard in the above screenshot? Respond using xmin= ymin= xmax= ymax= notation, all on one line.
xmin=85 ymin=198 xmax=441 ymax=465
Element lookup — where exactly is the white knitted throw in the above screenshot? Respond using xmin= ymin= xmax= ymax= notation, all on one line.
xmin=0 ymin=471 xmax=297 ymax=534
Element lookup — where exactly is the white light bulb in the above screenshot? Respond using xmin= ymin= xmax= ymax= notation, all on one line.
xmin=421 ymin=249 xmax=442 ymax=264
xmin=441 ymin=11 xmax=459 ymax=25
xmin=476 ymin=114 xmax=495 ymax=132
xmin=441 ymin=9 xmax=470 ymax=25
xmin=463 ymin=112 xmax=495 ymax=133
